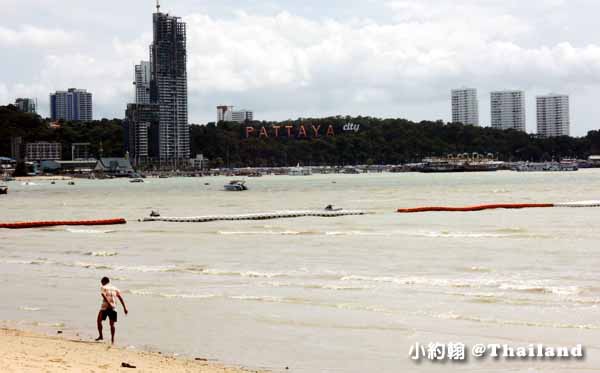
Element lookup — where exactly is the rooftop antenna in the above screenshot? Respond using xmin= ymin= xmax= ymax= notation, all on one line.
xmin=156 ymin=0 xmax=160 ymax=12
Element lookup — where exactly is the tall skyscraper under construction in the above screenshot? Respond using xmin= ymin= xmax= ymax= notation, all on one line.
xmin=150 ymin=1 xmax=190 ymax=161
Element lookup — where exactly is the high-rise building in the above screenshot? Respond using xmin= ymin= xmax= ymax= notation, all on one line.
xmin=217 ymin=106 xmax=233 ymax=122
xmin=125 ymin=103 xmax=160 ymax=166
xmin=217 ymin=105 xmax=253 ymax=123
xmin=15 ymin=98 xmax=36 ymax=113
xmin=451 ymin=88 xmax=479 ymax=126
xmin=232 ymin=109 xmax=253 ymax=123
xmin=134 ymin=61 xmax=151 ymax=104
xmin=50 ymin=89 xmax=93 ymax=121
xmin=490 ymin=90 xmax=526 ymax=132
xmin=150 ymin=2 xmax=190 ymax=161
xmin=536 ymin=94 xmax=570 ymax=137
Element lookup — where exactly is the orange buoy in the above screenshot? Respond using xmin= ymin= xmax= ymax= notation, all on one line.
xmin=0 ymin=218 xmax=126 ymax=229
xmin=397 ymin=203 xmax=554 ymax=213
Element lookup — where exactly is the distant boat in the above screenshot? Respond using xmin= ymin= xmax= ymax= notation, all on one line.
xmin=513 ymin=162 xmax=578 ymax=172
xmin=68 ymin=181 xmax=76 ymax=186
xmin=289 ymin=163 xmax=312 ymax=176
xmin=130 ymin=178 xmax=144 ymax=183
xmin=159 ymin=175 xmax=169 ymax=179
xmin=224 ymin=180 xmax=248 ymax=191
xmin=0 ymin=185 xmax=7 ymax=195
xmin=417 ymin=158 xmax=501 ymax=173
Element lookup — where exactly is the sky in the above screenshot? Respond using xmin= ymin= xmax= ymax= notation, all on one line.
xmin=1 ymin=0 xmax=600 ymax=135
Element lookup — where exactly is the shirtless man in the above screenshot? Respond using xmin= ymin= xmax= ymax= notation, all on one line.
xmin=96 ymin=277 xmax=128 ymax=344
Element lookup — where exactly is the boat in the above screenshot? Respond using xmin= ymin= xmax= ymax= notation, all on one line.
xmin=68 ymin=181 xmax=76 ymax=186
xmin=159 ymin=175 xmax=169 ymax=179
xmin=130 ymin=178 xmax=144 ymax=183
xmin=0 ymin=185 xmax=7 ymax=195
xmin=417 ymin=157 xmax=501 ymax=173
xmin=224 ymin=180 xmax=248 ymax=191
xmin=289 ymin=163 xmax=312 ymax=176
xmin=512 ymin=162 xmax=578 ymax=172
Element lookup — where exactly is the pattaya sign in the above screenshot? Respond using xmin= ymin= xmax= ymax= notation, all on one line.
xmin=245 ymin=122 xmax=361 ymax=138
xmin=245 ymin=124 xmax=336 ymax=138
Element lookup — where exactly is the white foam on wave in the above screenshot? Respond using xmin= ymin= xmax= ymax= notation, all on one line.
xmin=84 ymin=251 xmax=118 ymax=257
xmin=218 ymin=230 xmax=316 ymax=236
xmin=202 ymin=268 xmax=286 ymax=278
xmin=432 ymin=311 xmax=600 ymax=330
xmin=129 ymin=289 xmax=218 ymax=299
xmin=499 ymin=283 xmax=582 ymax=296
xmin=261 ymin=281 xmax=374 ymax=291
xmin=66 ymin=228 xmax=116 ymax=234
xmin=19 ymin=306 xmax=42 ymax=312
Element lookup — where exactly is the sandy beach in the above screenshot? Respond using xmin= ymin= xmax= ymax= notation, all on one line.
xmin=0 ymin=328 xmax=267 ymax=373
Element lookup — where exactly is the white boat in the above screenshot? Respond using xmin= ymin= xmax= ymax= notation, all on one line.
xmin=224 ymin=180 xmax=248 ymax=191
xmin=288 ymin=163 xmax=312 ymax=176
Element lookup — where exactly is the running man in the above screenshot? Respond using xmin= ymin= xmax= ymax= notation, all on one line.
xmin=96 ymin=277 xmax=128 ymax=344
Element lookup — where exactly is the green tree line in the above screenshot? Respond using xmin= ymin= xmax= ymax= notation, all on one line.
xmin=2 ymin=105 xmax=600 ymax=166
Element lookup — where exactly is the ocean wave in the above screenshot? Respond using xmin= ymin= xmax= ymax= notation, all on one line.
xmin=432 ymin=311 xmax=600 ymax=330
xmin=202 ymin=268 xmax=286 ymax=278
xmin=3 ymin=259 xmax=50 ymax=265
xmin=499 ymin=283 xmax=582 ymax=296
xmin=217 ymin=230 xmax=319 ymax=236
xmin=129 ymin=289 xmax=217 ymax=299
xmin=66 ymin=228 xmax=116 ymax=234
xmin=84 ymin=251 xmax=118 ymax=257
xmin=462 ymin=266 xmax=493 ymax=273
xmin=74 ymin=262 xmax=114 ymax=270
xmin=229 ymin=295 xmax=284 ymax=302
xmin=261 ymin=281 xmax=374 ymax=291
xmin=340 ymin=275 xmax=489 ymax=288
xmin=342 ymin=274 xmax=584 ymax=297
xmin=19 ymin=306 xmax=42 ymax=312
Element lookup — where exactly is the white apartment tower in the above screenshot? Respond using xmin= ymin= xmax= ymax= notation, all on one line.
xmin=536 ymin=94 xmax=570 ymax=137
xmin=134 ymin=61 xmax=151 ymax=104
xmin=490 ymin=90 xmax=526 ymax=132
xmin=451 ymin=88 xmax=479 ymax=126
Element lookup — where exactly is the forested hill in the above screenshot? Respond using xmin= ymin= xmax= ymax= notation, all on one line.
xmin=192 ymin=117 xmax=600 ymax=167
xmin=2 ymin=105 xmax=599 ymax=167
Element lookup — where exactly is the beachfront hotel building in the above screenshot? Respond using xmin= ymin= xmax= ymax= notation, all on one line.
xmin=451 ymin=88 xmax=479 ymax=126
xmin=25 ymin=142 xmax=62 ymax=161
xmin=149 ymin=2 xmax=190 ymax=161
xmin=50 ymin=89 xmax=93 ymax=121
xmin=490 ymin=90 xmax=526 ymax=132
xmin=134 ymin=61 xmax=151 ymax=104
xmin=536 ymin=94 xmax=570 ymax=137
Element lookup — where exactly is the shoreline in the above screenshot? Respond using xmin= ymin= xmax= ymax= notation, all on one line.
xmin=0 ymin=327 xmax=269 ymax=373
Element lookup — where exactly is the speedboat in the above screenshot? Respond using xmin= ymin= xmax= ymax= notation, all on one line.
xmin=130 ymin=178 xmax=144 ymax=183
xmin=224 ymin=180 xmax=248 ymax=191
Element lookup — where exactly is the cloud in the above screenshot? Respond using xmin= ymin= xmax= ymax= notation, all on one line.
xmin=0 ymin=25 xmax=78 ymax=47
xmin=1 ymin=1 xmax=600 ymax=135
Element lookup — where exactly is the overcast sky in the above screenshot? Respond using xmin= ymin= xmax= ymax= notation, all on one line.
xmin=1 ymin=0 xmax=600 ymax=135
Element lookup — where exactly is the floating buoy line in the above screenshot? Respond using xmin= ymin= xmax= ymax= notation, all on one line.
xmin=0 ymin=218 xmax=127 ymax=229
xmin=140 ymin=210 xmax=367 ymax=223
xmin=1 ymin=201 xmax=599 ymax=229
xmin=397 ymin=200 xmax=600 ymax=213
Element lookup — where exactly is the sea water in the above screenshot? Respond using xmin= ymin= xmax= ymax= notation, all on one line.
xmin=1 ymin=171 xmax=600 ymax=372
